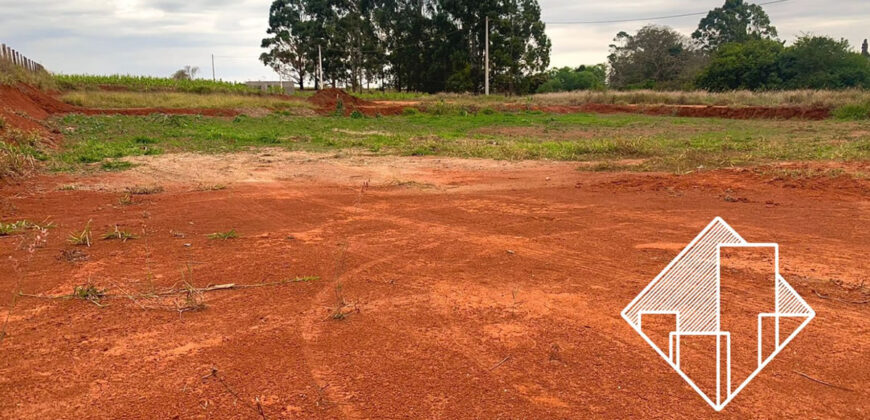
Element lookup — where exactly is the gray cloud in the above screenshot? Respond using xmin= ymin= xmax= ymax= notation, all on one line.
xmin=0 ymin=0 xmax=868 ymax=81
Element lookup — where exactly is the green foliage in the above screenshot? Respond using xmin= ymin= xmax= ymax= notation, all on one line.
xmin=402 ymin=107 xmax=419 ymax=116
xmin=608 ymin=25 xmax=707 ymax=90
xmin=692 ymin=0 xmax=778 ymax=51
xmin=349 ymin=110 xmax=364 ymax=119
xmin=537 ymin=65 xmax=606 ymax=93
xmin=697 ymin=36 xmax=870 ymax=91
xmin=832 ymin=103 xmax=870 ymax=120
xmin=261 ymin=0 xmax=550 ymax=95
xmin=103 ymin=226 xmax=138 ymax=241
xmin=53 ymin=74 xmax=258 ymax=94
xmin=208 ymin=229 xmax=238 ymax=240
xmin=67 ymin=221 xmax=92 ymax=246
xmin=51 ymin=112 xmax=870 ymax=173
xmin=779 ymin=36 xmax=870 ymax=89
xmin=696 ymin=39 xmax=784 ymax=91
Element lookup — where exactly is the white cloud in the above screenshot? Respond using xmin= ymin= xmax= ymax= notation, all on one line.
xmin=0 ymin=0 xmax=868 ymax=81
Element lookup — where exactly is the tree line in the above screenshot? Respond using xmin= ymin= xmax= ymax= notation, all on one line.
xmin=261 ymin=0 xmax=870 ymax=94
xmin=260 ymin=0 xmax=550 ymax=94
xmin=606 ymin=0 xmax=870 ymax=91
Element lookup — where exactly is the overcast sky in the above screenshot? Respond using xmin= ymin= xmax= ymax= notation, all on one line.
xmin=0 ymin=0 xmax=868 ymax=82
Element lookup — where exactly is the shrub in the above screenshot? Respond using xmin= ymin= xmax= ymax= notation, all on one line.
xmin=832 ymin=103 xmax=870 ymax=120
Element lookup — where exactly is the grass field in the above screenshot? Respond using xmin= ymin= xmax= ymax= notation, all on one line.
xmin=48 ymin=111 xmax=869 ymax=174
xmin=53 ymin=74 xmax=263 ymax=94
xmin=60 ymin=91 xmax=315 ymax=110
xmin=305 ymin=88 xmax=870 ymax=110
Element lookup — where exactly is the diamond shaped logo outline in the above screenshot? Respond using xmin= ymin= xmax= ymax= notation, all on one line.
xmin=621 ymin=217 xmax=815 ymax=411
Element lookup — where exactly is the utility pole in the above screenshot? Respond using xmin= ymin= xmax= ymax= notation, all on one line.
xmin=485 ymin=16 xmax=490 ymax=96
xmin=211 ymin=54 xmax=216 ymax=81
xmin=318 ymin=45 xmax=324 ymax=89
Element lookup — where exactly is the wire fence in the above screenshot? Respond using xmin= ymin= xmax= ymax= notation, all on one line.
xmin=0 ymin=43 xmax=45 ymax=73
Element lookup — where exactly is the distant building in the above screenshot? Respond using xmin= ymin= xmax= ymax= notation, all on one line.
xmin=244 ymin=81 xmax=294 ymax=95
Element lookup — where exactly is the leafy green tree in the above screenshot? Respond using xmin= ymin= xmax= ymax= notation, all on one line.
xmin=778 ymin=36 xmax=870 ymax=89
xmin=692 ymin=0 xmax=778 ymax=51
xmin=608 ymin=25 xmax=706 ymax=89
xmin=695 ymin=39 xmax=784 ymax=91
xmin=260 ymin=0 xmax=316 ymax=90
xmin=536 ymin=65 xmax=605 ymax=93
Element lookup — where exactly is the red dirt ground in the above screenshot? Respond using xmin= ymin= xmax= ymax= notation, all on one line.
xmin=0 ymin=152 xmax=866 ymax=418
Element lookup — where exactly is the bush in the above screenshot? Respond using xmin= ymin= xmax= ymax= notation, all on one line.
xmin=349 ymin=110 xmax=364 ymax=119
xmin=696 ymin=39 xmax=784 ymax=91
xmin=832 ymin=103 xmax=870 ymax=120
xmin=402 ymin=107 xmax=419 ymax=116
xmin=537 ymin=65 xmax=606 ymax=93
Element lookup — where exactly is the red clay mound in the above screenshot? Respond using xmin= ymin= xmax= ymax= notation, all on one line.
xmin=308 ymin=89 xmax=408 ymax=116
xmin=308 ymin=88 xmax=370 ymax=109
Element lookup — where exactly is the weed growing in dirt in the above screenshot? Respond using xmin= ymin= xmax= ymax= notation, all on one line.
xmin=100 ymin=160 xmax=136 ymax=171
xmin=126 ymin=185 xmax=164 ymax=195
xmin=67 ymin=220 xmax=93 ymax=246
xmin=73 ymin=283 xmax=105 ymax=306
xmin=0 ymin=141 xmax=40 ymax=179
xmin=208 ymin=229 xmax=238 ymax=240
xmin=0 ymin=221 xmax=27 ymax=236
xmin=103 ymin=226 xmax=138 ymax=242
xmin=1 ymin=219 xmax=56 ymax=236
xmin=118 ymin=192 xmax=133 ymax=205
xmin=194 ymin=184 xmax=227 ymax=191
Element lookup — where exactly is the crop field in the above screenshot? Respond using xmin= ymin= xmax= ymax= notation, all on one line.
xmin=0 ymin=81 xmax=868 ymax=419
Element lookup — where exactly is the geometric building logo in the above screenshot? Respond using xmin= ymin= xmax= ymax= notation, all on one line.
xmin=621 ymin=217 xmax=814 ymax=411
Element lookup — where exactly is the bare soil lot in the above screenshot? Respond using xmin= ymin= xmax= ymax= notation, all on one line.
xmin=0 ymin=152 xmax=866 ymax=418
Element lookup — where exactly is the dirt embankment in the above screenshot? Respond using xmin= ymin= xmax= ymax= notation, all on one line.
xmin=510 ymin=103 xmax=832 ymax=120
xmin=308 ymin=88 xmax=407 ymax=116
xmin=0 ymin=83 xmax=240 ymax=136
xmin=307 ymin=88 xmax=832 ymax=120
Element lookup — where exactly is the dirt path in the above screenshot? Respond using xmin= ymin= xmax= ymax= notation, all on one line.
xmin=0 ymin=152 xmax=867 ymax=418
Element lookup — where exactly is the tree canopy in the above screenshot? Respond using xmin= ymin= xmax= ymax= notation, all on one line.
xmin=608 ymin=25 xmax=706 ymax=90
xmin=692 ymin=0 xmax=778 ymax=51
xmin=697 ymin=36 xmax=870 ymax=91
xmin=260 ymin=0 xmax=550 ymax=94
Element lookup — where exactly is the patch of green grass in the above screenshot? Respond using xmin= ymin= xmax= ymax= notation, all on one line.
xmin=53 ymin=74 xmax=258 ymax=94
xmin=46 ymin=110 xmax=870 ymax=172
xmin=832 ymin=103 xmax=870 ymax=120
xmin=100 ymin=160 xmax=136 ymax=171
xmin=59 ymin=91 xmax=314 ymax=111
xmin=208 ymin=229 xmax=238 ymax=240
